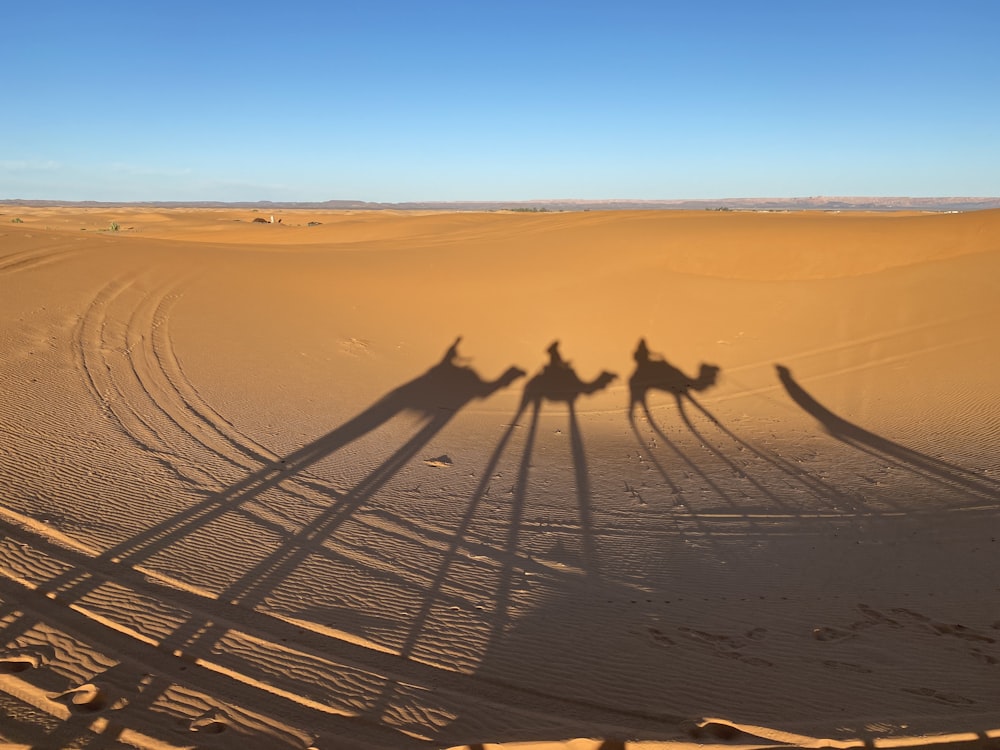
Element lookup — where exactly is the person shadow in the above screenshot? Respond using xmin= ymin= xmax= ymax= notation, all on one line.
xmin=776 ymin=364 xmax=1000 ymax=502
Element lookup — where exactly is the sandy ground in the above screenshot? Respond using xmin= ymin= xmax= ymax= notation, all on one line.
xmin=1 ymin=206 xmax=998 ymax=750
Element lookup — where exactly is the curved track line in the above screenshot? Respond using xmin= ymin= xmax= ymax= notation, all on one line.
xmin=53 ymin=276 xmax=692 ymax=741
xmin=0 ymin=243 xmax=80 ymax=274
xmin=78 ymin=275 xmax=362 ymax=501
xmin=152 ymin=293 xmax=280 ymax=466
xmin=727 ymin=313 xmax=991 ymax=377
xmin=76 ymin=275 xmax=317 ymax=495
xmin=75 ymin=274 xmax=220 ymax=488
xmin=74 ymin=275 xmax=535 ymax=563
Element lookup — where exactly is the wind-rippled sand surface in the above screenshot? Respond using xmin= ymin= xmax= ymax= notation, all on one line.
xmin=1 ymin=207 xmax=998 ymax=749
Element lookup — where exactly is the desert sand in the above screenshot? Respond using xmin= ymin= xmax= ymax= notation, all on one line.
xmin=1 ymin=206 xmax=998 ymax=750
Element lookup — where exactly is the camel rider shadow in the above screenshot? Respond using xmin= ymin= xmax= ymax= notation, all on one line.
xmin=519 ymin=341 xmax=617 ymax=415
xmin=373 ymin=340 xmax=616 ymax=699
xmin=86 ymin=337 xmax=525 ymax=595
xmin=627 ymin=338 xmax=719 ymax=420
xmin=265 ymin=336 xmax=526 ymax=478
xmin=506 ymin=341 xmax=617 ymax=579
xmin=628 ymin=340 xmax=852 ymax=520
xmin=18 ymin=337 xmax=526 ymax=750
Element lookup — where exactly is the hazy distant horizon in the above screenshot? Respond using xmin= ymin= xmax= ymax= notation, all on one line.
xmin=5 ymin=195 xmax=1000 ymax=213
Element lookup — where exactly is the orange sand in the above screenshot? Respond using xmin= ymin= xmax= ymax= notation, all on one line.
xmin=1 ymin=206 xmax=998 ymax=749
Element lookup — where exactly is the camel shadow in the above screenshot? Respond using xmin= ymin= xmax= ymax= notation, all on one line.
xmin=520 ymin=340 xmax=617 ymax=413
xmin=94 ymin=337 xmax=524 ymax=573
xmin=358 ymin=340 xmax=617 ymax=732
xmin=627 ymin=339 xmax=867 ymax=524
xmin=416 ymin=342 xmax=669 ymax=743
xmin=628 ymin=338 xmax=719 ymax=419
xmin=150 ymin=338 xmax=524 ymax=631
xmin=776 ymin=364 xmax=1000 ymax=502
xmin=12 ymin=338 xmax=525 ymax=748
xmin=626 ymin=338 xmax=781 ymax=525
xmin=488 ymin=342 xmax=616 ymax=648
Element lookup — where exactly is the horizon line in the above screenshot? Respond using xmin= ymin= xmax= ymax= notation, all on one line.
xmin=4 ymin=195 xmax=1000 ymax=208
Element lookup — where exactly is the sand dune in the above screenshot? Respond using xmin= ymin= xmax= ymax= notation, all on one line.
xmin=1 ymin=207 xmax=998 ymax=749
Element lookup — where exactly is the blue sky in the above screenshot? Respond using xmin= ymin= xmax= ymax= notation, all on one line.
xmin=3 ymin=1 xmax=999 ymax=201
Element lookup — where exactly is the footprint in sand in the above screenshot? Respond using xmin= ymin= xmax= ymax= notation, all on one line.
xmin=935 ymin=623 xmax=996 ymax=642
xmin=647 ymin=627 xmax=675 ymax=646
xmin=971 ymin=648 xmax=998 ymax=665
xmin=903 ymin=686 xmax=976 ymax=706
xmin=338 ymin=337 xmax=372 ymax=357
xmin=0 ymin=657 xmax=36 ymax=674
xmin=423 ymin=454 xmax=453 ymax=468
xmin=852 ymin=603 xmax=903 ymax=630
xmin=684 ymin=720 xmax=747 ymax=741
xmin=678 ymin=627 xmax=773 ymax=666
xmin=891 ymin=608 xmax=996 ymax=643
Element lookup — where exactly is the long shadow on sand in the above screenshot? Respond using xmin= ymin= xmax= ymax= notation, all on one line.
xmin=371 ymin=343 xmax=616 ymax=695
xmin=627 ymin=339 xmax=875 ymax=529
xmin=110 ymin=337 xmax=522 ymax=575
xmin=390 ymin=342 xmax=672 ymax=743
xmin=776 ymin=364 xmax=1000 ymax=503
xmin=491 ymin=341 xmax=615 ymax=635
xmin=3 ymin=338 xmax=525 ymax=749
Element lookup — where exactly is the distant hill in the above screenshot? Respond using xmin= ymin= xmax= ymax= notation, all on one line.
xmin=3 ymin=196 xmax=1000 ymax=212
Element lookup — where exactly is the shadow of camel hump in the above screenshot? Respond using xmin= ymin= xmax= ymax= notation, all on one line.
xmin=370 ymin=335 xmax=525 ymax=418
xmin=776 ymin=364 xmax=1000 ymax=501
xmin=270 ymin=336 xmax=524 ymax=472
xmin=520 ymin=340 xmax=617 ymax=410
xmin=628 ymin=337 xmax=719 ymax=415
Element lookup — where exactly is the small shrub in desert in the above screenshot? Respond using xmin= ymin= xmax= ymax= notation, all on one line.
xmin=109 ymin=221 xmax=120 ymax=232
xmin=11 ymin=217 xmax=23 ymax=223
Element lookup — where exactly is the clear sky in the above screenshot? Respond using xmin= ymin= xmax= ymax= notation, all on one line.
xmin=3 ymin=1 xmax=999 ymax=202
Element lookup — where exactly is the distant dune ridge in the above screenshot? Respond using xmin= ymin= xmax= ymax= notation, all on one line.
xmin=1 ymin=206 xmax=999 ymax=749
xmin=3 ymin=195 xmax=1000 ymax=211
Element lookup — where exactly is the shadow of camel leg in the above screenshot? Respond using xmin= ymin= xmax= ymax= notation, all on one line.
xmin=485 ymin=400 xmax=540 ymax=656
xmin=628 ymin=383 xmax=644 ymax=423
xmin=568 ymin=401 xmax=600 ymax=578
xmin=395 ymin=401 xmax=528 ymax=656
xmin=685 ymin=393 xmax=866 ymax=511
xmin=372 ymin=402 xmax=530 ymax=724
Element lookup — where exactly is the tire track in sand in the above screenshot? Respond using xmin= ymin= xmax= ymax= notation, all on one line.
xmin=0 ymin=242 xmax=81 ymax=274
xmin=74 ymin=273 xmax=479 ymax=562
xmin=1 ymin=273 xmax=683 ymax=744
xmin=75 ymin=273 xmax=268 ymax=491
